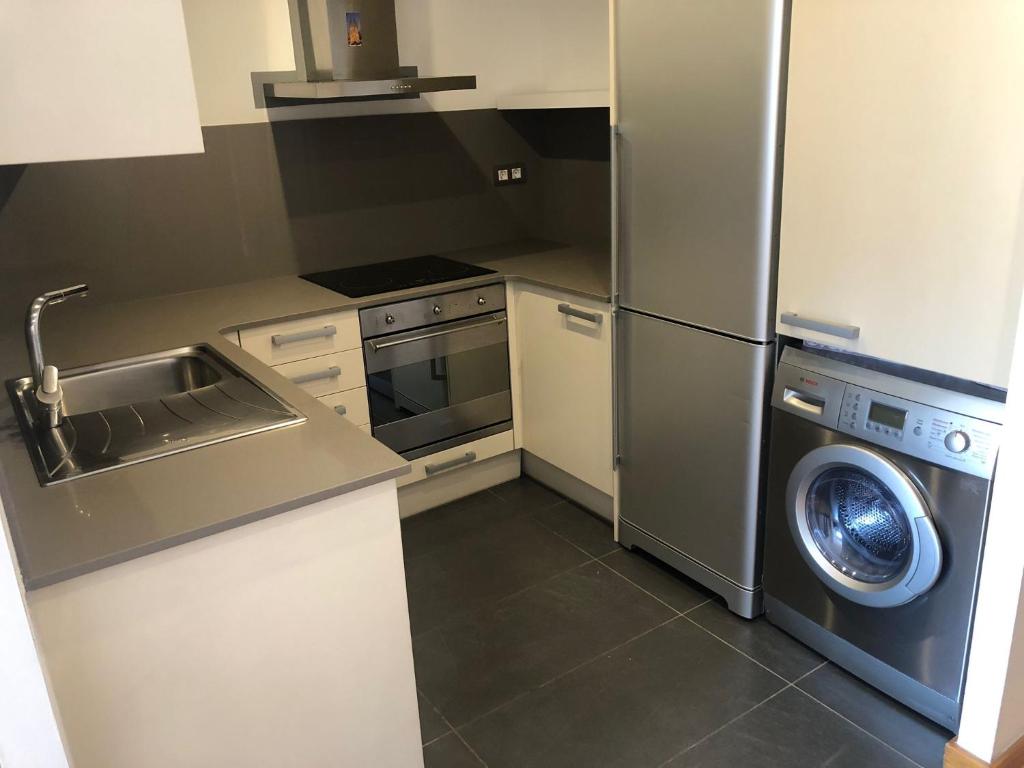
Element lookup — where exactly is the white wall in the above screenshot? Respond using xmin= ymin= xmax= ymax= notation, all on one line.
xmin=958 ymin=280 xmax=1024 ymax=761
xmin=181 ymin=0 xmax=609 ymax=126
xmin=0 ymin=0 xmax=203 ymax=165
xmin=0 ymin=493 xmax=69 ymax=768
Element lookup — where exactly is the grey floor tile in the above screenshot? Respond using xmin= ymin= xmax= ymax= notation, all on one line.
xmin=532 ymin=500 xmax=617 ymax=557
xmin=459 ymin=617 xmax=785 ymax=768
xmin=422 ymin=733 xmax=483 ymax=768
xmin=418 ymin=691 xmax=450 ymax=745
xmin=686 ymin=600 xmax=823 ymax=682
xmin=405 ymin=515 xmax=591 ymax=636
xmin=402 ymin=492 xmax=523 ymax=561
xmin=414 ymin=561 xmax=675 ymax=726
xmin=488 ymin=477 xmax=565 ymax=512
xmin=600 ymin=547 xmax=714 ymax=613
xmin=666 ymin=687 xmax=917 ymax=768
xmin=797 ymin=663 xmax=951 ymax=768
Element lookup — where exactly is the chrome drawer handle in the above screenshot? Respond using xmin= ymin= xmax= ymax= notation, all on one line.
xmin=290 ymin=366 xmax=341 ymax=385
xmin=558 ymin=303 xmax=602 ymax=324
xmin=333 ymin=404 xmax=348 ymax=416
xmin=424 ymin=451 xmax=477 ymax=476
xmin=271 ymin=325 xmax=337 ymax=347
xmin=779 ymin=313 xmax=859 ymax=340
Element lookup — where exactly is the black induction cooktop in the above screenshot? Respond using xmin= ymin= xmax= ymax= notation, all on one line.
xmin=300 ymin=256 xmax=497 ymax=298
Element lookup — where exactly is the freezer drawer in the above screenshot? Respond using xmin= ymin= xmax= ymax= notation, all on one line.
xmin=617 ymin=311 xmax=772 ymax=590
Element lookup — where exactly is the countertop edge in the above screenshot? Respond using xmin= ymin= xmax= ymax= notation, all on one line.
xmin=3 ymin=238 xmax=610 ymax=590
xmin=21 ymin=464 xmax=411 ymax=591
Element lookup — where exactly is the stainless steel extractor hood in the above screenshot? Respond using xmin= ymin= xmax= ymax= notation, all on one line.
xmin=262 ymin=0 xmax=476 ymax=101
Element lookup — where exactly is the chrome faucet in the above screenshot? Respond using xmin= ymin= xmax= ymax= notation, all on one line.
xmin=25 ymin=284 xmax=89 ymax=428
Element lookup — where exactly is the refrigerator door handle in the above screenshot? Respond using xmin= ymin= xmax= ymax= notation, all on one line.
xmin=611 ymin=125 xmax=622 ymax=469
xmin=780 ymin=312 xmax=860 ymax=340
xmin=611 ymin=125 xmax=622 ymax=306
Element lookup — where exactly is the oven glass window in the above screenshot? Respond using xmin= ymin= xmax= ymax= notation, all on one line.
xmin=367 ymin=343 xmax=510 ymax=426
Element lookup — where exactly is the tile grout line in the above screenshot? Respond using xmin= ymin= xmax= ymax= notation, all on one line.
xmin=540 ymin=527 xmax=616 ymax=562
xmin=416 ymin=685 xmax=452 ymax=747
xmin=452 ymin=615 xmax=686 ymax=735
xmin=679 ymin=613 xmax=793 ymax=687
xmin=791 ymin=685 xmax=929 ymax=768
xmin=656 ymin=661 xmax=829 ymax=766
xmin=656 ymin=682 xmax=796 ymax=768
xmin=408 ymin=553 xmax=600 ymax=641
xmin=538 ymin=614 xmax=682 ymax=690
xmin=418 ymin=687 xmax=489 ymax=767
xmin=598 ymin=557 xmax=698 ymax=617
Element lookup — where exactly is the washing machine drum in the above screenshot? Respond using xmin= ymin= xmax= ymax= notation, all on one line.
xmin=786 ymin=444 xmax=943 ymax=608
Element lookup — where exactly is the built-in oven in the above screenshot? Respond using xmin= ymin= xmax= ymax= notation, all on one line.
xmin=360 ymin=284 xmax=512 ymax=459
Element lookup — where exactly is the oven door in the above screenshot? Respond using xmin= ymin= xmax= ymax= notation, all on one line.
xmin=363 ymin=312 xmax=512 ymax=456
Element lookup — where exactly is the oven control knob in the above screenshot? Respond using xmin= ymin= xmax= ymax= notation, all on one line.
xmin=433 ymin=305 xmax=442 ymax=315
xmin=385 ymin=313 xmax=395 ymax=325
xmin=477 ymin=297 xmax=487 ymax=306
xmin=944 ymin=430 xmax=970 ymax=454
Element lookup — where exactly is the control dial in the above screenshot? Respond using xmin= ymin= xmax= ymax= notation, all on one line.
xmin=385 ymin=313 xmax=395 ymax=325
xmin=432 ymin=305 xmax=442 ymax=315
xmin=944 ymin=430 xmax=970 ymax=454
xmin=477 ymin=297 xmax=487 ymax=306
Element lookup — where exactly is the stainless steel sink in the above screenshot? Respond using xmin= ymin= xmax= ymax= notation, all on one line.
xmin=7 ymin=346 xmax=305 ymax=486
xmin=57 ymin=350 xmax=224 ymax=415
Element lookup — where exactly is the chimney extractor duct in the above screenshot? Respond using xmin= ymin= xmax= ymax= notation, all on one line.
xmin=262 ymin=0 xmax=477 ymax=101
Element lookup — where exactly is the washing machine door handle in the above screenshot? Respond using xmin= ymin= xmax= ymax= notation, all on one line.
xmin=786 ymin=443 xmax=943 ymax=608
xmin=905 ymin=516 xmax=943 ymax=596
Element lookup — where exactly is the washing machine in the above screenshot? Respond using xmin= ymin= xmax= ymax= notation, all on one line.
xmin=763 ymin=347 xmax=1004 ymax=730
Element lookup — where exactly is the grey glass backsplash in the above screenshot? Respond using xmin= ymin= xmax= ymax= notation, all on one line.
xmin=0 ymin=109 xmax=609 ymax=328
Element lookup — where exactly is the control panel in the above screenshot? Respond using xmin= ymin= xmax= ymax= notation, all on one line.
xmin=837 ymin=384 xmax=999 ymax=478
xmin=359 ymin=283 xmax=506 ymax=338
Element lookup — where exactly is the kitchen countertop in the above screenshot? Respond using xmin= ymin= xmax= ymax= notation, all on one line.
xmin=0 ymin=240 xmax=610 ymax=589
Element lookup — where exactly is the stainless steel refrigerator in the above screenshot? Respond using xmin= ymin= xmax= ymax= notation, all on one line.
xmin=613 ymin=0 xmax=788 ymax=618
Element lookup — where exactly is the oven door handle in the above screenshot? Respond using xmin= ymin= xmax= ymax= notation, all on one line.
xmin=367 ymin=316 xmax=507 ymax=353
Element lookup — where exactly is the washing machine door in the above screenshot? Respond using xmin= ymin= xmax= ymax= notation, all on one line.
xmin=786 ymin=444 xmax=942 ymax=608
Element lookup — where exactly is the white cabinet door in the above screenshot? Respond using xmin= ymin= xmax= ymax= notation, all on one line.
xmin=514 ymin=284 xmax=613 ymax=494
xmin=777 ymin=1 xmax=1024 ymax=387
xmin=0 ymin=0 xmax=203 ymax=165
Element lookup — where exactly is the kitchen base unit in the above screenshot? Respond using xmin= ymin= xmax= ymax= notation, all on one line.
xmin=26 ymin=480 xmax=423 ymax=768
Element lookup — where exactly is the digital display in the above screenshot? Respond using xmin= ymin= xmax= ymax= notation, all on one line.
xmin=868 ymin=401 xmax=907 ymax=430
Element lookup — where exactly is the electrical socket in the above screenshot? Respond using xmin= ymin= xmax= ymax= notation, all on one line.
xmin=494 ymin=162 xmax=527 ymax=186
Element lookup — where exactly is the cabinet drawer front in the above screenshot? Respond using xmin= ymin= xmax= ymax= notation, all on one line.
xmin=274 ymin=350 xmax=364 ymax=397
xmin=319 ymin=387 xmax=370 ymax=427
xmin=238 ymin=311 xmax=360 ymax=365
xmin=398 ymin=430 xmax=514 ymax=488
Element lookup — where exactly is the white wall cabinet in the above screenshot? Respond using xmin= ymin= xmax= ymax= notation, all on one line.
xmin=777 ymin=1 xmax=1024 ymax=388
xmin=0 ymin=0 xmax=203 ymax=165
xmin=512 ymin=284 xmax=613 ymax=495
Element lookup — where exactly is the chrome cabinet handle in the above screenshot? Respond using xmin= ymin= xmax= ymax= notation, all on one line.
xmin=780 ymin=313 xmax=859 ymax=340
xmin=333 ymin=404 xmax=348 ymax=416
xmin=424 ymin=451 xmax=477 ymax=476
xmin=368 ymin=316 xmax=506 ymax=352
xmin=558 ymin=303 xmax=603 ymax=325
xmin=290 ymin=366 xmax=341 ymax=385
xmin=271 ymin=325 xmax=337 ymax=347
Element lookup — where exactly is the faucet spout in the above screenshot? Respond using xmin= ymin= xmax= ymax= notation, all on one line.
xmin=25 ymin=284 xmax=89 ymax=391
